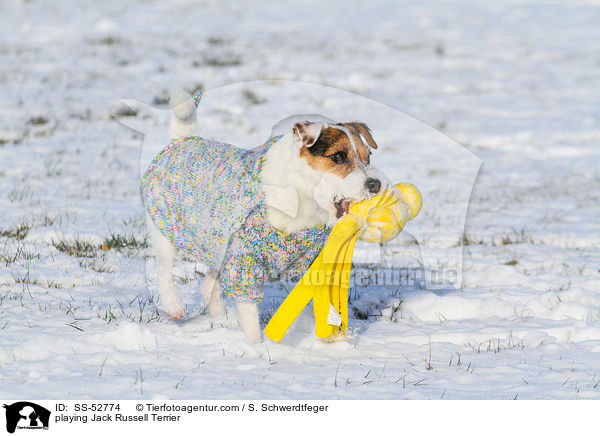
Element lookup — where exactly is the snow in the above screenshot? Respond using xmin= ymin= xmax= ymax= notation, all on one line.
xmin=1 ymin=0 xmax=599 ymax=400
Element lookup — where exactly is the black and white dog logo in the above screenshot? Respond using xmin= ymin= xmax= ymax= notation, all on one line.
xmin=3 ymin=402 xmax=50 ymax=434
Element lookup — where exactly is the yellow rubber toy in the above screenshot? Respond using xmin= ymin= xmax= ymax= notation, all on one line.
xmin=264 ymin=182 xmax=422 ymax=342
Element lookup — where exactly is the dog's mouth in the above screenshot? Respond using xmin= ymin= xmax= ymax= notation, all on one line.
xmin=334 ymin=198 xmax=350 ymax=218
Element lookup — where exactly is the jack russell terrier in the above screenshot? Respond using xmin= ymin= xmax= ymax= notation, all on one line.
xmin=141 ymin=89 xmax=387 ymax=342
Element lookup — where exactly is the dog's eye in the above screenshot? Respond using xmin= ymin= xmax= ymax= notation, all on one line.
xmin=329 ymin=152 xmax=347 ymax=165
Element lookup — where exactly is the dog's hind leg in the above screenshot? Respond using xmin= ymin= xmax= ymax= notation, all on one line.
xmin=199 ymin=270 xmax=224 ymax=317
xmin=146 ymin=213 xmax=185 ymax=319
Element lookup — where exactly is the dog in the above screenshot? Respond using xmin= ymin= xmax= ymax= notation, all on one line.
xmin=141 ymin=89 xmax=387 ymax=342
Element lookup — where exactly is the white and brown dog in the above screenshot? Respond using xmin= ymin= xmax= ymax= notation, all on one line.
xmin=142 ymin=90 xmax=387 ymax=342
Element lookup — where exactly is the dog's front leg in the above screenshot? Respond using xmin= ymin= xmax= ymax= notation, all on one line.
xmin=237 ymin=301 xmax=261 ymax=343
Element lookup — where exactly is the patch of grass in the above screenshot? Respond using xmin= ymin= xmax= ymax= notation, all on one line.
xmin=466 ymin=334 xmax=525 ymax=354
xmin=28 ymin=116 xmax=49 ymax=125
xmin=8 ymin=184 xmax=33 ymax=203
xmin=79 ymin=258 xmax=116 ymax=273
xmin=501 ymin=228 xmax=535 ymax=245
xmin=0 ymin=290 xmax=25 ymax=307
xmin=347 ymin=289 xmax=404 ymax=322
xmin=242 ymin=89 xmax=266 ymax=105
xmin=0 ymin=222 xmax=31 ymax=240
xmin=90 ymin=263 xmax=117 ymax=273
xmin=102 ymin=233 xmax=148 ymax=251
xmin=205 ymin=56 xmax=241 ymax=66
xmin=46 ymin=280 xmax=67 ymax=289
xmin=424 ymin=339 xmax=433 ymax=371
xmin=352 ymin=307 xmax=370 ymax=320
xmin=389 ymin=300 xmax=403 ymax=321
xmin=111 ymin=104 xmax=137 ymax=117
xmin=176 ymin=273 xmax=202 ymax=285
xmin=0 ymin=244 xmax=40 ymax=266
xmin=207 ymin=37 xmax=229 ymax=46
xmin=90 ymin=36 xmax=122 ymax=45
xmin=41 ymin=214 xmax=57 ymax=227
xmin=97 ymin=294 xmax=164 ymax=325
xmin=435 ymin=121 xmax=447 ymax=131
xmin=12 ymin=271 xmax=39 ymax=286
xmin=52 ymin=233 xmax=147 ymax=258
xmin=459 ymin=233 xmax=486 ymax=246
xmin=194 ymin=54 xmax=242 ymax=67
xmin=65 ymin=321 xmax=84 ymax=332
xmin=0 ymin=132 xmax=24 ymax=145
xmin=459 ymin=228 xmax=536 ymax=247
xmin=152 ymin=91 xmax=170 ymax=106
xmin=504 ymin=259 xmax=518 ymax=266
xmin=52 ymin=238 xmax=99 ymax=258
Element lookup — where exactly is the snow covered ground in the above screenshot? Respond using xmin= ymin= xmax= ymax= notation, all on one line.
xmin=0 ymin=0 xmax=599 ymax=400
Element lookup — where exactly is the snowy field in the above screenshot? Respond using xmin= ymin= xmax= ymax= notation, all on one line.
xmin=0 ymin=0 xmax=599 ymax=400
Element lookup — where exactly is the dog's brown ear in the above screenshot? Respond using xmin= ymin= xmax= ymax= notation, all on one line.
xmin=292 ymin=122 xmax=324 ymax=148
xmin=345 ymin=122 xmax=378 ymax=150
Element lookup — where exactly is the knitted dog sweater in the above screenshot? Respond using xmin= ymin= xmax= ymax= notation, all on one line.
xmin=141 ymin=136 xmax=330 ymax=302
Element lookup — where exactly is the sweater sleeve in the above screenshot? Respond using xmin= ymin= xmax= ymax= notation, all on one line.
xmin=219 ymin=229 xmax=268 ymax=303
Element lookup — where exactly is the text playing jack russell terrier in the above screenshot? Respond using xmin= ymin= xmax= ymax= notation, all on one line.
xmin=141 ymin=89 xmax=388 ymax=342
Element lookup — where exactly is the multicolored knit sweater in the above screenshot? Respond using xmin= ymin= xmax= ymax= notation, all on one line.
xmin=140 ymin=136 xmax=330 ymax=302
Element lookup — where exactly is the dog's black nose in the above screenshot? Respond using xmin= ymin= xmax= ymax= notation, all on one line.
xmin=365 ymin=178 xmax=381 ymax=194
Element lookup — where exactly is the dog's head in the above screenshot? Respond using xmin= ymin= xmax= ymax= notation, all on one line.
xmin=293 ymin=121 xmax=386 ymax=225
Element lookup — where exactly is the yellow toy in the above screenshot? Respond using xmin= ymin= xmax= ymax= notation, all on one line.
xmin=264 ymin=182 xmax=422 ymax=342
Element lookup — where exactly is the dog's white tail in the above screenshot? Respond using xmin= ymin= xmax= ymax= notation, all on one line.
xmin=169 ymin=88 xmax=200 ymax=140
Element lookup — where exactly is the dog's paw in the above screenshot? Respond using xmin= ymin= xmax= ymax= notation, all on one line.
xmin=162 ymin=296 xmax=185 ymax=320
xmin=167 ymin=308 xmax=186 ymax=320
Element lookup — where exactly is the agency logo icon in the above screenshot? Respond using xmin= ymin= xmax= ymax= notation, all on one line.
xmin=3 ymin=402 xmax=50 ymax=434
